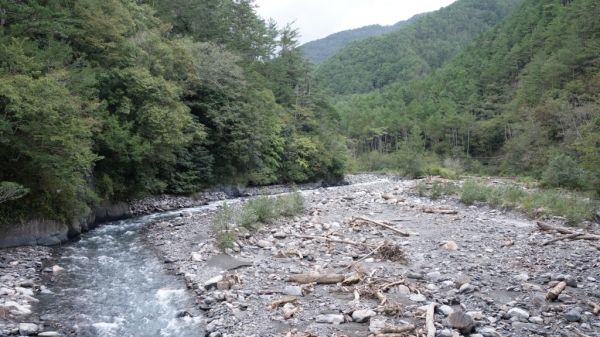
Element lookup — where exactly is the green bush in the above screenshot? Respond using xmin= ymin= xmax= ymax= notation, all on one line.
xmin=541 ymin=154 xmax=586 ymax=189
xmin=212 ymin=203 xmax=238 ymax=251
xmin=442 ymin=182 xmax=459 ymax=195
xmin=460 ymin=179 xmax=490 ymax=204
xmin=430 ymin=181 xmax=442 ymax=199
xmin=276 ymin=190 xmax=305 ymax=217
xmin=245 ymin=192 xmax=278 ymax=224
xmin=416 ymin=181 xmax=427 ymax=197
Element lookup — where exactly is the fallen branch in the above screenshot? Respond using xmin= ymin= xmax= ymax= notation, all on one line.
xmin=426 ymin=303 xmax=438 ymax=337
xmin=375 ymin=325 xmax=416 ymax=337
xmin=273 ymin=249 xmax=304 ymax=259
xmin=422 ymin=207 xmax=458 ymax=215
xmin=352 ymin=216 xmax=410 ymax=237
xmin=323 ymin=229 xmax=340 ymax=237
xmin=288 ymin=274 xmax=345 ymax=284
xmin=292 ymin=234 xmax=374 ymax=247
xmin=537 ymin=222 xmax=576 ymax=234
xmin=575 ymin=331 xmax=592 ymax=337
xmin=546 ymin=281 xmax=567 ymax=300
xmin=501 ymin=240 xmax=515 ymax=248
xmin=269 ymin=296 xmax=297 ymax=312
xmin=381 ymin=194 xmax=405 ymax=202
xmin=541 ymin=233 xmax=583 ymax=246
xmin=588 ymin=301 xmax=600 ymax=315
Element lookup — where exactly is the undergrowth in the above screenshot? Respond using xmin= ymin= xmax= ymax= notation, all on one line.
xmin=212 ymin=189 xmax=305 ymax=251
xmin=459 ymin=179 xmax=597 ymax=226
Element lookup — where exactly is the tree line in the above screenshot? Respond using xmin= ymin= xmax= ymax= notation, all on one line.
xmin=0 ymin=0 xmax=347 ymax=224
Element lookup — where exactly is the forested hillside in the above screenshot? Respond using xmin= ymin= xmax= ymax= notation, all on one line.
xmin=318 ymin=0 xmax=521 ymax=95
xmin=337 ymin=0 xmax=600 ymax=190
xmin=0 ymin=0 xmax=347 ymax=224
xmin=301 ymin=13 xmax=426 ymax=64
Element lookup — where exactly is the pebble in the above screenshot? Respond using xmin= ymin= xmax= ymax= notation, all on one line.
xmin=507 ymin=308 xmax=529 ymax=320
xmin=315 ymin=314 xmax=344 ymax=325
xmin=283 ymin=286 xmax=302 ymax=296
xmin=18 ymin=323 xmax=38 ymax=336
xmin=409 ymin=294 xmax=426 ymax=302
xmin=564 ymin=310 xmax=581 ymax=322
xmin=352 ymin=309 xmax=376 ymax=323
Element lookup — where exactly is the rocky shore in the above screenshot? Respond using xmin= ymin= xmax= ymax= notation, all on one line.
xmin=142 ymin=174 xmax=600 ymax=337
xmin=0 ymin=246 xmax=63 ymax=336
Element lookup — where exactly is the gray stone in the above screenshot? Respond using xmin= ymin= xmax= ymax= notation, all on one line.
xmin=448 ymin=311 xmax=475 ymax=333
xmin=204 ymin=275 xmax=223 ymax=289
xmin=273 ymin=232 xmax=287 ymax=239
xmin=528 ymin=316 xmax=543 ymax=324
xmin=438 ymin=330 xmax=452 ymax=337
xmin=478 ymin=327 xmax=497 ymax=337
xmin=514 ymin=273 xmax=529 ymax=282
xmin=283 ymin=286 xmax=302 ymax=296
xmin=18 ymin=323 xmax=37 ymax=336
xmin=564 ymin=310 xmax=581 ymax=322
xmin=438 ymin=305 xmax=454 ymax=316
xmin=352 ymin=309 xmax=376 ymax=323
xmin=409 ymin=294 xmax=426 ymax=302
xmin=406 ymin=272 xmax=423 ymax=280
xmin=257 ymin=240 xmax=271 ymax=248
xmin=507 ymin=308 xmax=529 ymax=320
xmin=315 ymin=314 xmax=345 ymax=325
xmin=454 ymin=276 xmax=471 ymax=289
xmin=557 ymin=293 xmax=572 ymax=302
xmin=38 ymin=333 xmax=61 ymax=337
xmin=512 ymin=322 xmax=538 ymax=331
xmin=397 ymin=285 xmax=410 ymax=295
xmin=369 ymin=319 xmax=386 ymax=332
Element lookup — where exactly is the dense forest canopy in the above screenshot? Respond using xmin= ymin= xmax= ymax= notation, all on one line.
xmin=0 ymin=0 xmax=347 ymax=224
xmin=335 ymin=0 xmax=600 ymax=191
xmin=301 ymin=13 xmax=426 ymax=64
xmin=318 ymin=0 xmax=522 ymax=95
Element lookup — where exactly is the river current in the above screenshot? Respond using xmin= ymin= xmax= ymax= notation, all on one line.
xmin=34 ymin=206 xmax=219 ymax=337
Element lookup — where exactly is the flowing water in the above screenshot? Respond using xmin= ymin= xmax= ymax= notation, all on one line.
xmin=33 ymin=178 xmax=392 ymax=336
xmin=34 ymin=205 xmax=224 ymax=337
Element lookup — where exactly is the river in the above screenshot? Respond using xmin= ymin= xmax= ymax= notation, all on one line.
xmin=34 ymin=205 xmax=222 ymax=337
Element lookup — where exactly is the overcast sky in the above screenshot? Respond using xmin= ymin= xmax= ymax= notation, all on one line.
xmin=254 ymin=0 xmax=457 ymax=44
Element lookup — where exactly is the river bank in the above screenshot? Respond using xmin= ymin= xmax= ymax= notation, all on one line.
xmin=142 ymin=174 xmax=600 ymax=337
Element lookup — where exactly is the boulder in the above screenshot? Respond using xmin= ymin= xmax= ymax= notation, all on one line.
xmin=19 ymin=323 xmax=38 ymax=336
xmin=352 ymin=309 xmax=376 ymax=323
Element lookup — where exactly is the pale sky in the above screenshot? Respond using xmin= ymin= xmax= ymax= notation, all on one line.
xmin=254 ymin=0 xmax=457 ymax=44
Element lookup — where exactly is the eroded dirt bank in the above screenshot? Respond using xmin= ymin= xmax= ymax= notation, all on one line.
xmin=142 ymin=174 xmax=600 ymax=337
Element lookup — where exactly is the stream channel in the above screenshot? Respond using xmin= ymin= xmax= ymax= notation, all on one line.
xmin=34 ymin=202 xmax=236 ymax=337
xmin=32 ymin=178 xmax=391 ymax=337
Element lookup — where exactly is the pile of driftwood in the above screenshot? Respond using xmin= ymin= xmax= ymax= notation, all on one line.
xmin=535 ymin=221 xmax=600 ymax=250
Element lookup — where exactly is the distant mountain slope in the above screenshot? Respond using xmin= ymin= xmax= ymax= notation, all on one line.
xmin=301 ymin=13 xmax=426 ymax=64
xmin=318 ymin=0 xmax=522 ymax=95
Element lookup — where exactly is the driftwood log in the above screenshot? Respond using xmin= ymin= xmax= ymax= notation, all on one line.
xmin=422 ymin=207 xmax=458 ymax=214
xmin=268 ymin=296 xmax=297 ymax=312
xmin=352 ymin=216 xmax=410 ymax=237
xmin=589 ymin=301 xmax=600 ymax=315
xmin=292 ymin=234 xmax=374 ymax=247
xmin=381 ymin=194 xmax=405 ymax=202
xmin=288 ymin=274 xmax=345 ymax=284
xmin=426 ymin=303 xmax=437 ymax=337
xmin=546 ymin=281 xmax=567 ymax=300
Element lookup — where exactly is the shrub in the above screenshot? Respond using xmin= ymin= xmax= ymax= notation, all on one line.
xmin=245 ymin=192 xmax=277 ymax=224
xmin=416 ymin=181 xmax=427 ymax=197
xmin=212 ymin=203 xmax=238 ymax=251
xmin=442 ymin=182 xmax=459 ymax=195
xmin=276 ymin=189 xmax=305 ymax=217
xmin=460 ymin=179 xmax=489 ymax=205
xmin=430 ymin=181 xmax=442 ymax=199
xmin=541 ymin=154 xmax=585 ymax=189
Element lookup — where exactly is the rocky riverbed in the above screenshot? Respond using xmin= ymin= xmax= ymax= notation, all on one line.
xmin=142 ymin=174 xmax=600 ymax=337
xmin=0 ymin=246 xmax=63 ymax=336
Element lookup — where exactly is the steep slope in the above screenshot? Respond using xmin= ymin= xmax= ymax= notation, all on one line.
xmin=318 ymin=0 xmax=521 ymax=95
xmin=301 ymin=13 xmax=426 ymax=64
xmin=336 ymin=0 xmax=600 ymax=185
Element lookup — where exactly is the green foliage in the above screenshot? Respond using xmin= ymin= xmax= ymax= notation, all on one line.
xmin=541 ymin=154 xmax=585 ymax=189
xmin=0 ymin=0 xmax=346 ymax=225
xmin=212 ymin=203 xmax=238 ymax=251
xmin=276 ymin=189 xmax=305 ymax=217
xmin=416 ymin=181 xmax=427 ymax=197
xmin=0 ymin=182 xmax=29 ymax=204
xmin=244 ymin=192 xmax=278 ymax=224
xmin=430 ymin=181 xmax=442 ymax=199
xmin=319 ymin=0 xmax=521 ymax=95
xmin=301 ymin=13 xmax=425 ymax=64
